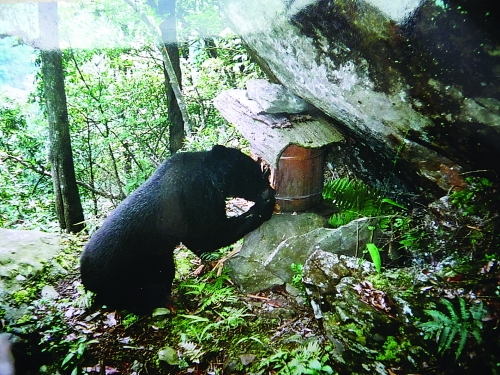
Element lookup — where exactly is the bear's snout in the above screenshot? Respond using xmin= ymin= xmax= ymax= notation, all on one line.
xmin=260 ymin=186 xmax=275 ymax=202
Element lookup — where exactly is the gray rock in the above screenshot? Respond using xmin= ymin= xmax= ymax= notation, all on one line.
xmin=0 ymin=229 xmax=61 ymax=322
xmin=0 ymin=334 xmax=14 ymax=375
xmin=220 ymin=0 xmax=500 ymax=196
xmin=226 ymin=258 xmax=284 ymax=295
xmin=158 ymin=346 xmax=179 ymax=365
xmin=41 ymin=285 xmax=59 ymax=300
xmin=239 ymin=353 xmax=256 ymax=366
xmin=246 ymin=79 xmax=308 ymax=114
xmin=226 ymin=214 xmax=386 ymax=293
xmin=0 ymin=229 xmax=60 ymax=298
xmin=226 ymin=212 xmax=326 ymax=293
xmin=302 ymin=251 xmax=376 ymax=294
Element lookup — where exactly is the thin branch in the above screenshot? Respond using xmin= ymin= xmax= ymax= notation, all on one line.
xmin=76 ymin=179 xmax=122 ymax=201
xmin=3 ymin=154 xmax=51 ymax=178
xmin=122 ymin=0 xmax=191 ymax=136
xmin=2 ymin=154 xmax=122 ymax=200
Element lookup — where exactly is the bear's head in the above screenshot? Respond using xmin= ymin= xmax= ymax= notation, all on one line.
xmin=210 ymin=145 xmax=275 ymax=204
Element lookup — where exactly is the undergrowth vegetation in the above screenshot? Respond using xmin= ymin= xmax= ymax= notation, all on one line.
xmin=319 ymin=173 xmax=500 ymax=372
xmin=322 ymin=177 xmax=405 ymax=229
xmin=1 ymin=1 xmax=500 ymax=374
xmin=2 ymin=241 xmax=327 ymax=374
xmin=418 ymin=297 xmax=487 ymax=359
xmin=323 ymin=174 xmax=500 ymax=265
xmin=1 ymin=209 xmax=499 ymax=374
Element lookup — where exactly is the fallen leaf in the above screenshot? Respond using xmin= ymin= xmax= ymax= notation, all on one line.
xmin=103 ymin=312 xmax=117 ymax=327
xmin=240 ymin=354 xmax=256 ymax=365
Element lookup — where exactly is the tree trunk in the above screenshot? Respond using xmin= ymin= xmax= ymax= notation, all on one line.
xmin=158 ymin=0 xmax=184 ymax=155
xmin=39 ymin=2 xmax=85 ymax=233
xmin=125 ymin=0 xmax=191 ymax=143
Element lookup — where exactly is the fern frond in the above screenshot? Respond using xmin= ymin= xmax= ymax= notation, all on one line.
xmin=179 ymin=341 xmax=205 ymax=363
xmin=470 ymin=301 xmax=487 ymax=322
xmin=323 ymin=177 xmax=404 ymax=228
xmin=456 ymin=328 xmax=468 ymax=359
xmin=419 ymin=298 xmax=487 ymax=359
xmin=327 ymin=210 xmax=360 ymax=227
xmin=323 ymin=178 xmax=378 ymax=212
xmin=305 ymin=341 xmax=321 ymax=356
xmin=440 ymin=298 xmax=459 ymax=323
xmin=471 ymin=327 xmax=483 ymax=344
xmin=458 ymin=297 xmax=470 ymax=321
xmin=423 ymin=309 xmax=453 ymax=325
xmin=439 ymin=325 xmax=457 ymax=353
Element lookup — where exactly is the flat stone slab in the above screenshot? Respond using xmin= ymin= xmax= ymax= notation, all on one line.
xmin=246 ymin=79 xmax=309 ymax=114
xmin=226 ymin=213 xmax=387 ymax=294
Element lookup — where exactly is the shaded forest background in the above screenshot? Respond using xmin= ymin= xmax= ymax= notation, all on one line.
xmin=0 ymin=0 xmax=262 ymax=232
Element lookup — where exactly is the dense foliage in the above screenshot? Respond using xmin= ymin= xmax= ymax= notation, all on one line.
xmin=1 ymin=1 xmax=499 ymax=374
xmin=0 ymin=0 xmax=263 ymax=228
xmin=0 ymin=95 xmax=55 ymax=230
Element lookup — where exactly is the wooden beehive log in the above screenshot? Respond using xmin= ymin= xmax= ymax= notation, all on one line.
xmin=272 ymin=145 xmax=326 ymax=211
xmin=214 ymin=89 xmax=344 ymax=211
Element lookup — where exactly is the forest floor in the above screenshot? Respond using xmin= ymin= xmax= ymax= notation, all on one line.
xmin=3 ymin=186 xmax=500 ymax=375
xmin=4 ymin=234 xmax=500 ymax=375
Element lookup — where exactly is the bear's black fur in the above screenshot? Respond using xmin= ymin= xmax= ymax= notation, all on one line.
xmin=80 ymin=145 xmax=275 ymax=313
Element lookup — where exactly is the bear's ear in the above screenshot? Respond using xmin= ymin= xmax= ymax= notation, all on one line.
xmin=211 ymin=144 xmax=228 ymax=157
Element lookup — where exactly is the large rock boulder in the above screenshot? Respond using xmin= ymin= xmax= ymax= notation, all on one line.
xmin=219 ymin=0 xmax=500 ymax=199
xmin=226 ymin=213 xmax=326 ymax=293
xmin=226 ymin=213 xmax=388 ymax=293
xmin=0 ymin=229 xmax=61 ymax=322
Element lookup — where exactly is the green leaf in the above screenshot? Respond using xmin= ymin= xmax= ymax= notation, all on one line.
xmin=456 ymin=329 xmax=468 ymax=359
xmin=77 ymin=342 xmax=86 ymax=357
xmin=440 ymin=298 xmax=458 ymax=322
xmin=366 ymin=243 xmax=382 ymax=273
xmin=458 ymin=297 xmax=470 ymax=321
xmin=419 ymin=297 xmax=485 ymax=359
xmin=381 ymin=198 xmax=406 ymax=210
xmin=322 ymin=365 xmax=334 ymax=374
xmin=472 ymin=328 xmax=483 ymax=344
xmin=308 ymin=359 xmax=322 ymax=371
xmin=179 ymin=314 xmax=210 ymax=323
xmin=323 ymin=178 xmax=405 ymax=228
xmin=61 ymin=352 xmax=75 ymax=367
xmin=470 ymin=301 xmax=486 ymax=321
xmin=425 ymin=309 xmax=452 ymax=325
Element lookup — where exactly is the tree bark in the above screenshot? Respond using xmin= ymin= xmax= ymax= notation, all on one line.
xmin=124 ymin=0 xmax=191 ymax=143
xmin=38 ymin=2 xmax=85 ymax=233
xmin=158 ymin=0 xmax=184 ymax=155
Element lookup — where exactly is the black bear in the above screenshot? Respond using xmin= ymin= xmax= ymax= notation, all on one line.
xmin=80 ymin=145 xmax=275 ymax=313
